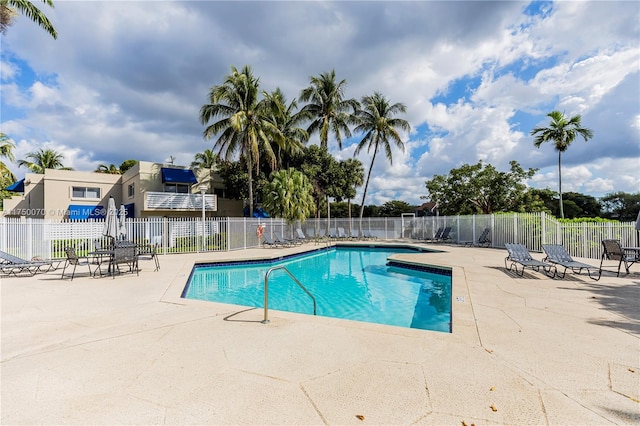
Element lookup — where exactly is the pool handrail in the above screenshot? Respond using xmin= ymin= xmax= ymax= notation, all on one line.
xmin=262 ymin=265 xmax=317 ymax=324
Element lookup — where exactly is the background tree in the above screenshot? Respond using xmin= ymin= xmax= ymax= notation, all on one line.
xmin=119 ymin=159 xmax=138 ymax=174
xmin=425 ymin=161 xmax=538 ymax=215
xmin=531 ymin=110 xmax=594 ymax=219
xmin=17 ymin=148 xmax=72 ymax=173
xmin=299 ymin=69 xmax=358 ymax=150
xmin=335 ymin=158 xmax=364 ymax=228
xmin=262 ymin=88 xmax=308 ymax=167
xmin=1 ymin=0 xmax=57 ymax=38
xmin=95 ymin=164 xmax=120 ymax=174
xmin=378 ymin=200 xmax=415 ymax=217
xmin=190 ymin=149 xmax=218 ymax=171
xmin=600 ymin=191 xmax=640 ymax=221
xmin=200 ymin=65 xmax=276 ymax=217
xmin=0 ymin=132 xmax=16 ymax=181
xmin=353 ymin=92 xmax=410 ymax=234
xmin=299 ymin=145 xmax=337 ymax=228
xmin=262 ymin=168 xmax=316 ymax=224
xmin=217 ymin=159 xmax=249 ymax=200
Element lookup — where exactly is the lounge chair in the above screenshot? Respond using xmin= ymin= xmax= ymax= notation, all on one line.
xmin=61 ymin=247 xmax=94 ymax=280
xmin=262 ymin=233 xmax=280 ymax=248
xmin=337 ymin=227 xmax=350 ymax=239
xmin=295 ymin=228 xmax=309 ymax=243
xmin=362 ymin=230 xmax=377 ymax=240
xmin=0 ymin=250 xmax=59 ymax=276
xmin=542 ymin=244 xmax=601 ymax=280
xmin=425 ymin=227 xmax=444 ymax=242
xmin=274 ymin=231 xmax=297 ymax=247
xmin=504 ymin=243 xmax=555 ymax=277
xmin=431 ymin=226 xmax=452 ymax=243
xmin=599 ymin=239 xmax=638 ymax=277
xmin=462 ymin=228 xmax=491 ymax=247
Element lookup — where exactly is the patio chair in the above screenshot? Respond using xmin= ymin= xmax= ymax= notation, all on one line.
xmin=599 ymin=239 xmax=638 ymax=277
xmin=137 ymin=243 xmax=160 ymax=271
xmin=110 ymin=245 xmax=138 ymax=277
xmin=61 ymin=247 xmax=94 ymax=280
xmin=542 ymin=244 xmax=601 ymax=280
xmin=504 ymin=243 xmax=555 ymax=277
xmin=0 ymin=250 xmax=59 ymax=275
xmin=295 ymin=228 xmax=308 ymax=243
xmin=462 ymin=228 xmax=491 ymax=247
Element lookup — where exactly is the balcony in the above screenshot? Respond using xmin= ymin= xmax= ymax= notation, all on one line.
xmin=145 ymin=191 xmax=217 ymax=211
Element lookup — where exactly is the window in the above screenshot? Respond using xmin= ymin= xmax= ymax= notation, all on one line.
xmin=164 ymin=183 xmax=189 ymax=193
xmin=128 ymin=183 xmax=135 ymax=198
xmin=72 ymin=187 xmax=101 ymax=199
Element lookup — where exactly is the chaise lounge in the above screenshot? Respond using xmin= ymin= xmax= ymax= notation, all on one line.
xmin=504 ymin=243 xmax=555 ymax=277
xmin=542 ymin=244 xmax=601 ymax=280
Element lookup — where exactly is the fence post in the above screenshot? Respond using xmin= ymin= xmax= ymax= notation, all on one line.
xmin=541 ymin=212 xmax=546 ymax=247
xmin=513 ymin=213 xmax=518 ymax=244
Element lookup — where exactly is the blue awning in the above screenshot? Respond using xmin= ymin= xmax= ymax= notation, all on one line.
xmin=5 ymin=179 xmax=24 ymax=192
xmin=124 ymin=203 xmax=135 ymax=219
xmin=161 ymin=168 xmax=197 ymax=184
xmin=68 ymin=205 xmax=105 ymax=220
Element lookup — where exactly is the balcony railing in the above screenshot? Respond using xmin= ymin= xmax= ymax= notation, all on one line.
xmin=145 ymin=191 xmax=217 ymax=211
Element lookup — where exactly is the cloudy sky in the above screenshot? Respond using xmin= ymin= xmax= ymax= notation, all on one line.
xmin=1 ymin=1 xmax=638 ymax=206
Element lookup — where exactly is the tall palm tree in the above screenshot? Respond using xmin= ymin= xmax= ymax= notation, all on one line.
xmin=1 ymin=0 xmax=57 ymax=39
xmin=531 ymin=110 xmax=593 ymax=219
xmin=17 ymin=148 xmax=71 ymax=173
xmin=199 ymin=65 xmax=276 ymax=217
xmin=353 ymin=92 xmax=410 ymax=233
xmin=262 ymin=88 xmax=308 ymax=166
xmin=299 ymin=70 xmax=359 ymax=150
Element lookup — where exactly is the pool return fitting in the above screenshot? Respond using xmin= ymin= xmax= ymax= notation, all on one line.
xmin=262 ymin=266 xmax=317 ymax=324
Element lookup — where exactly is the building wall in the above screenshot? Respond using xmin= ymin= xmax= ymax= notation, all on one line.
xmin=42 ymin=169 xmax=122 ymax=219
xmin=2 ymin=161 xmax=244 ymax=220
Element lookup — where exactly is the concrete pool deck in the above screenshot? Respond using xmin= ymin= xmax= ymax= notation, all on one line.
xmin=1 ymin=241 xmax=639 ymax=425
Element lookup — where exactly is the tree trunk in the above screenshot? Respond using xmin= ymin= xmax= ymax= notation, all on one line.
xmin=558 ymin=151 xmax=564 ymax=219
xmin=247 ymin=155 xmax=254 ymax=218
xmin=358 ymin=147 xmax=378 ymax=235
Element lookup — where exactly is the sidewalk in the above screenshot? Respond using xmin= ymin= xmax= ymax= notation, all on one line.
xmin=1 ymin=242 xmax=638 ymax=424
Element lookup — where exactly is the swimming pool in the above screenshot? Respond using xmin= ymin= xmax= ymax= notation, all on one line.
xmin=183 ymin=245 xmax=452 ymax=332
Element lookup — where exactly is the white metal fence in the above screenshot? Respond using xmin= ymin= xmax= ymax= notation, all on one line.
xmin=0 ymin=212 xmax=637 ymax=261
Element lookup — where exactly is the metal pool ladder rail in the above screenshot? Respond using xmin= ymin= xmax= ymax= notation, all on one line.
xmin=262 ymin=266 xmax=317 ymax=324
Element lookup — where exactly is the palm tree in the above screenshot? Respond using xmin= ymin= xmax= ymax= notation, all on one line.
xmin=262 ymin=168 xmax=316 ymax=224
xmin=190 ymin=149 xmax=218 ymax=170
xmin=0 ymin=132 xmax=15 ymax=162
xmin=0 ymin=132 xmax=16 ymax=183
xmin=1 ymin=0 xmax=57 ymax=39
xmin=531 ymin=110 xmax=594 ymax=219
xmin=353 ymin=92 xmax=410 ymax=233
xmin=17 ymin=148 xmax=71 ymax=173
xmin=95 ymin=163 xmax=121 ymax=174
xmin=199 ymin=65 xmax=276 ymax=217
xmin=299 ymin=70 xmax=359 ymax=150
xmin=262 ymin=88 xmax=308 ymax=166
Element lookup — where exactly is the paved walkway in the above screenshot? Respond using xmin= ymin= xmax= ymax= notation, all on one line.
xmin=1 ymin=241 xmax=639 ymax=425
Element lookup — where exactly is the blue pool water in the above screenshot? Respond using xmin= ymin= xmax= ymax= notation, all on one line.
xmin=183 ymin=246 xmax=452 ymax=332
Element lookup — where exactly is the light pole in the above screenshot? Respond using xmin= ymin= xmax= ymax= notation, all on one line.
xmin=199 ymin=184 xmax=207 ymax=252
